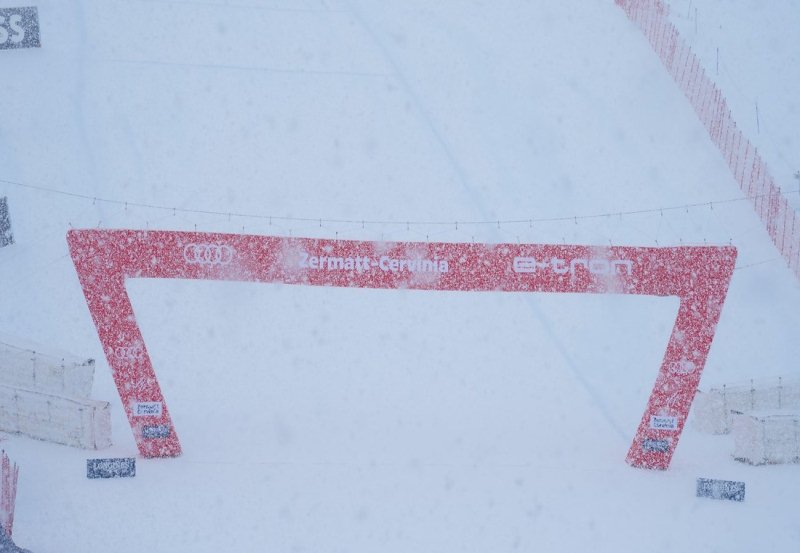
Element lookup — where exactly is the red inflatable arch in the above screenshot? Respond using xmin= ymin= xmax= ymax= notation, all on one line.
xmin=68 ymin=229 xmax=736 ymax=470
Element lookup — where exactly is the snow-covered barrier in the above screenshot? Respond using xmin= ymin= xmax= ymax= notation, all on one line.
xmin=692 ymin=377 xmax=800 ymax=434
xmin=0 ymin=341 xmax=94 ymax=398
xmin=0 ymin=385 xmax=111 ymax=449
xmin=732 ymin=412 xmax=800 ymax=465
xmin=0 ymin=339 xmax=111 ymax=449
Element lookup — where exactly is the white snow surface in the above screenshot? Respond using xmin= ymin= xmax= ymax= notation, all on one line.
xmin=1 ymin=1 xmax=799 ymax=551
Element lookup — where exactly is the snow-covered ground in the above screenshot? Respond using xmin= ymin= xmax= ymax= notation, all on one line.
xmin=1 ymin=1 xmax=798 ymax=551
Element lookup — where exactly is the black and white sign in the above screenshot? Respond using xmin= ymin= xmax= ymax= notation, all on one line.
xmin=642 ymin=438 xmax=670 ymax=453
xmin=87 ymin=457 xmax=136 ymax=479
xmin=649 ymin=415 xmax=679 ymax=430
xmin=133 ymin=401 xmax=163 ymax=417
xmin=0 ymin=197 xmax=13 ymax=247
xmin=0 ymin=7 xmax=40 ymax=50
xmin=696 ymin=478 xmax=745 ymax=502
xmin=142 ymin=424 xmax=171 ymax=439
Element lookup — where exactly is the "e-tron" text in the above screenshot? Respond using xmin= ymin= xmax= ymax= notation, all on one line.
xmin=513 ymin=256 xmax=633 ymax=276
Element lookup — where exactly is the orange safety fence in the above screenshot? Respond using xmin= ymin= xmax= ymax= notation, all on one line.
xmin=0 ymin=451 xmax=18 ymax=537
xmin=616 ymin=0 xmax=800 ymax=279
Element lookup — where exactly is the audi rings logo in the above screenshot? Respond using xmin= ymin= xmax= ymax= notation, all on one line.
xmin=183 ymin=243 xmax=236 ymax=266
xmin=114 ymin=346 xmax=144 ymax=362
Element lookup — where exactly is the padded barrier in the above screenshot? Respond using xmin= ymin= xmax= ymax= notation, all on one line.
xmin=0 ymin=339 xmax=111 ymax=450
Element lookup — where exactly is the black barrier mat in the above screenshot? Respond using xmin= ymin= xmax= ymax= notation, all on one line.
xmin=87 ymin=457 xmax=136 ymax=479
xmin=696 ymin=478 xmax=745 ymax=502
xmin=0 ymin=197 xmax=12 ymax=247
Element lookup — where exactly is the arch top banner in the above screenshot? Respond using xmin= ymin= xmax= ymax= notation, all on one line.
xmin=67 ymin=229 xmax=737 ymax=469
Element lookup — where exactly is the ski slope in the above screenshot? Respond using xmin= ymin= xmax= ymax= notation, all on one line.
xmin=1 ymin=1 xmax=798 ymax=551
